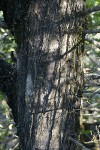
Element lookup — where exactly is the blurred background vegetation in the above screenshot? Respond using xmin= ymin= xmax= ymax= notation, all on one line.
xmin=0 ymin=0 xmax=100 ymax=149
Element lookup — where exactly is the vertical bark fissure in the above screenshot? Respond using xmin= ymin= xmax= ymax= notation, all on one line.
xmin=19 ymin=1 xmax=85 ymax=149
xmin=1 ymin=0 xmax=86 ymax=149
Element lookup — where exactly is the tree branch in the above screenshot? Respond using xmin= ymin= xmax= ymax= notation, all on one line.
xmin=82 ymin=6 xmax=100 ymax=16
xmin=83 ymin=90 xmax=100 ymax=94
xmin=85 ymin=83 xmax=100 ymax=87
xmin=86 ymin=74 xmax=100 ymax=80
xmin=83 ymin=29 xmax=100 ymax=34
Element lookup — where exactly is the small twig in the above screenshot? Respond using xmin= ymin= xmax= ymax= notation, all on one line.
xmin=85 ymin=37 xmax=100 ymax=49
xmin=0 ymin=122 xmax=15 ymax=130
xmin=84 ymin=140 xmax=100 ymax=144
xmin=85 ymin=74 xmax=100 ymax=80
xmin=69 ymin=136 xmax=90 ymax=150
xmin=90 ymin=88 xmax=100 ymax=98
xmin=83 ymin=121 xmax=100 ymax=126
xmin=12 ymin=142 xmax=19 ymax=150
xmin=32 ymin=107 xmax=80 ymax=115
xmin=83 ymin=90 xmax=100 ymax=94
xmin=85 ymin=83 xmax=100 ymax=87
xmin=60 ymin=40 xmax=82 ymax=59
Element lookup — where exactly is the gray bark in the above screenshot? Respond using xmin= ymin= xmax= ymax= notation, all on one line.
xmin=1 ymin=0 xmax=86 ymax=149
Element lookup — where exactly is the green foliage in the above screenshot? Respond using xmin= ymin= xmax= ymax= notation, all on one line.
xmin=86 ymin=0 xmax=100 ymax=8
xmin=0 ymin=92 xmax=17 ymax=149
xmin=86 ymin=0 xmax=100 ymax=29
xmin=0 ymin=28 xmax=16 ymax=62
xmin=0 ymin=11 xmax=17 ymax=149
xmin=0 ymin=11 xmax=16 ymax=63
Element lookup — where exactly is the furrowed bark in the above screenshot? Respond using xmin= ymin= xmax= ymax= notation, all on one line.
xmin=1 ymin=0 xmax=86 ymax=149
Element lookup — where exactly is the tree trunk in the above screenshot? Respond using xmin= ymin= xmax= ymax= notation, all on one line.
xmin=1 ymin=0 xmax=86 ymax=149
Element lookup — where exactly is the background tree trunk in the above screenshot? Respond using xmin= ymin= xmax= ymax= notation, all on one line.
xmin=1 ymin=0 xmax=86 ymax=149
